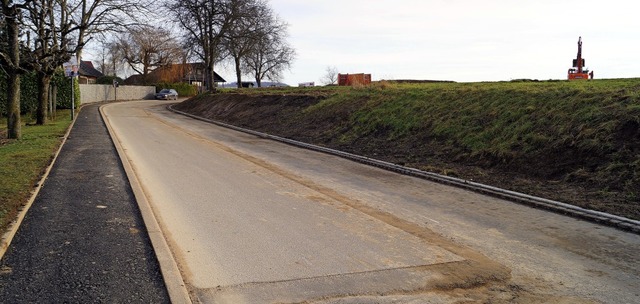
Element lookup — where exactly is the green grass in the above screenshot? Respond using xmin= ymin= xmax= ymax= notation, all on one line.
xmin=217 ymin=85 xmax=351 ymax=97
xmin=0 ymin=111 xmax=73 ymax=231
xmin=309 ymin=79 xmax=640 ymax=154
xmin=216 ymin=80 xmax=640 ymax=161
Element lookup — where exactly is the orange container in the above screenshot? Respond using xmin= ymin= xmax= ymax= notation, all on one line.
xmin=338 ymin=73 xmax=372 ymax=86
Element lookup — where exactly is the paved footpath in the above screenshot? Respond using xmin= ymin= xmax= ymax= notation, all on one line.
xmin=0 ymin=103 xmax=170 ymax=303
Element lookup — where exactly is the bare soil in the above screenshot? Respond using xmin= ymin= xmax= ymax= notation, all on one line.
xmin=174 ymin=93 xmax=638 ymax=220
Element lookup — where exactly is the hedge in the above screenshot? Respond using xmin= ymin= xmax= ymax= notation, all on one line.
xmin=0 ymin=69 xmax=79 ymax=116
xmin=155 ymin=82 xmax=198 ymax=97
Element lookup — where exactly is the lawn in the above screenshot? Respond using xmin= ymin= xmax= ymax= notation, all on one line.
xmin=0 ymin=111 xmax=73 ymax=231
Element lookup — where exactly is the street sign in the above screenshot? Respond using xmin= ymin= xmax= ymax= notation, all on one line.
xmin=63 ymin=56 xmax=78 ymax=77
xmin=63 ymin=55 xmax=78 ymax=120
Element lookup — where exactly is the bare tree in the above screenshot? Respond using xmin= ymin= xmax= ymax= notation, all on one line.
xmin=113 ymin=25 xmax=183 ymax=75
xmin=242 ymin=13 xmax=295 ymax=87
xmin=170 ymin=0 xmax=237 ymax=92
xmin=322 ymin=66 xmax=338 ymax=85
xmin=71 ymin=0 xmax=154 ymax=62
xmin=1 ymin=0 xmax=34 ymax=138
xmin=2 ymin=0 xmax=155 ymax=134
xmin=222 ymin=0 xmax=267 ymax=88
xmin=95 ymin=39 xmax=120 ymax=76
xmin=22 ymin=0 xmax=79 ymax=125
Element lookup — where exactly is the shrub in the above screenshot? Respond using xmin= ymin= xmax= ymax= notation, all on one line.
xmin=51 ymin=69 xmax=80 ymax=109
xmin=0 ymin=71 xmax=38 ymax=116
xmin=156 ymin=82 xmax=198 ymax=97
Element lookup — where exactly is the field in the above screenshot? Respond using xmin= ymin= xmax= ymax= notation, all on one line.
xmin=176 ymin=79 xmax=640 ymax=220
xmin=0 ymin=111 xmax=73 ymax=231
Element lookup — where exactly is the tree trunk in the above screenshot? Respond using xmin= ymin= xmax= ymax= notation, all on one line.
xmin=235 ymin=56 xmax=242 ymax=88
xmin=76 ymin=45 xmax=84 ymax=66
xmin=251 ymin=61 xmax=263 ymax=88
xmin=205 ymin=61 xmax=215 ymax=92
xmin=254 ymin=65 xmax=263 ymax=88
xmin=4 ymin=2 xmax=21 ymax=139
xmin=36 ymin=73 xmax=51 ymax=125
xmin=6 ymin=72 xmax=21 ymax=139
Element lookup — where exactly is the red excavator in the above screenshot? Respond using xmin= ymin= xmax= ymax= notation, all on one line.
xmin=568 ymin=36 xmax=594 ymax=80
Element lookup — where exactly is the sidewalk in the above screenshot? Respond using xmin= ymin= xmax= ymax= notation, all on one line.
xmin=0 ymin=103 xmax=170 ymax=303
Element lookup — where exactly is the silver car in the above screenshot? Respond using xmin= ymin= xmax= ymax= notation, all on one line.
xmin=155 ymin=89 xmax=178 ymax=100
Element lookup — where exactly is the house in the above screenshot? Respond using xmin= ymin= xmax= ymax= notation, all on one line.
xmin=78 ymin=61 xmax=104 ymax=84
xmin=122 ymin=74 xmax=147 ymax=85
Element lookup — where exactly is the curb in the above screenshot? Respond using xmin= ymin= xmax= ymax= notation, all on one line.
xmin=0 ymin=110 xmax=79 ymax=261
xmin=168 ymin=105 xmax=640 ymax=234
xmin=100 ymin=103 xmax=192 ymax=304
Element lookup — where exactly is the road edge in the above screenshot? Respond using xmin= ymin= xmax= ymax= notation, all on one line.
xmin=100 ymin=103 xmax=192 ymax=304
xmin=168 ymin=104 xmax=640 ymax=234
xmin=0 ymin=110 xmax=79 ymax=261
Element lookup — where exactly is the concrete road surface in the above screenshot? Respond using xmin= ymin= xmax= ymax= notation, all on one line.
xmin=102 ymin=100 xmax=640 ymax=303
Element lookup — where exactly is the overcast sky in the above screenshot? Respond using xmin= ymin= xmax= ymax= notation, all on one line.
xmin=254 ymin=0 xmax=639 ymax=85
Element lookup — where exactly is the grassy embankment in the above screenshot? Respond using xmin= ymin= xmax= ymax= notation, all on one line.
xmin=0 ymin=111 xmax=73 ymax=231
xmin=207 ymin=79 xmax=639 ymax=218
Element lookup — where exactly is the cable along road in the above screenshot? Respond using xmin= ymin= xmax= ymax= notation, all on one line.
xmin=102 ymin=100 xmax=639 ymax=304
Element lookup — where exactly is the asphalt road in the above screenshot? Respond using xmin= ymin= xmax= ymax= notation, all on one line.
xmin=102 ymin=100 xmax=640 ymax=303
xmin=0 ymin=103 xmax=169 ymax=303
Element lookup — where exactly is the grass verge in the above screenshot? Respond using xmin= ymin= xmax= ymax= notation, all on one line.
xmin=0 ymin=111 xmax=73 ymax=232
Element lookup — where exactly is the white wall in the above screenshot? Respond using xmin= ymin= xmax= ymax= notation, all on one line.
xmin=79 ymin=84 xmax=156 ymax=104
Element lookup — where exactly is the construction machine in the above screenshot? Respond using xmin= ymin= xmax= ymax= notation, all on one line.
xmin=568 ymin=36 xmax=593 ymax=80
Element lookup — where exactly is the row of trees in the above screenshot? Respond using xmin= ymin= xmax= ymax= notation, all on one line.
xmin=1 ymin=0 xmax=152 ymax=139
xmin=97 ymin=0 xmax=295 ymax=90
xmin=212 ymin=0 xmax=295 ymax=88
xmin=2 ymin=0 xmax=295 ymax=139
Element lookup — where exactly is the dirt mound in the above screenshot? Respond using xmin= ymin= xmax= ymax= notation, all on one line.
xmin=174 ymin=93 xmax=639 ymax=220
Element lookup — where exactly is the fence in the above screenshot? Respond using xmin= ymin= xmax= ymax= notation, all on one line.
xmin=79 ymin=84 xmax=156 ymax=104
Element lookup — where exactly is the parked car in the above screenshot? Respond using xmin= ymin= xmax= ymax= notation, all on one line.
xmin=155 ymin=89 xmax=178 ymax=100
